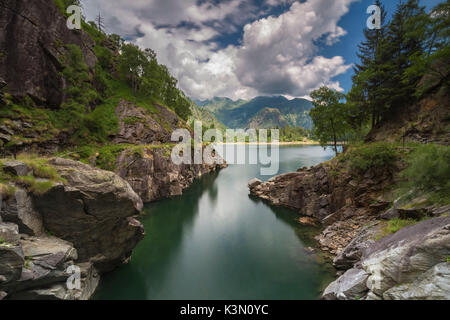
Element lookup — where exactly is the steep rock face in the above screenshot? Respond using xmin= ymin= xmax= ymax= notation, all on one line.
xmin=0 ymin=158 xmax=145 ymax=299
xmin=112 ymin=100 xmax=227 ymax=203
xmin=366 ymin=91 xmax=450 ymax=145
xmin=0 ymin=223 xmax=24 ymax=284
xmin=114 ymin=99 xmax=184 ymax=145
xmin=32 ymin=158 xmax=144 ymax=272
xmin=247 ymin=107 xmax=289 ymax=129
xmin=0 ymin=0 xmax=97 ymax=107
xmin=1 ymin=188 xmax=44 ymax=236
xmin=116 ymin=147 xmax=227 ymax=203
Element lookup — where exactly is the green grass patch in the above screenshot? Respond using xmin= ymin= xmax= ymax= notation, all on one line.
xmin=15 ymin=176 xmax=54 ymax=195
xmin=123 ymin=116 xmax=144 ymax=125
xmin=345 ymin=142 xmax=398 ymax=173
xmin=384 ymin=218 xmax=418 ymax=235
xmin=1 ymin=156 xmax=66 ymax=195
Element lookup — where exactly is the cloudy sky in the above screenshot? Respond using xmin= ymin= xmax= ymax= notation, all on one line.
xmin=81 ymin=0 xmax=442 ymax=101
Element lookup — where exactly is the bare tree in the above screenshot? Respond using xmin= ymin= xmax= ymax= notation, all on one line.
xmin=96 ymin=12 xmax=105 ymax=32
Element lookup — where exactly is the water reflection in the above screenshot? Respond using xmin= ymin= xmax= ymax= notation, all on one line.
xmin=95 ymin=145 xmax=337 ymax=300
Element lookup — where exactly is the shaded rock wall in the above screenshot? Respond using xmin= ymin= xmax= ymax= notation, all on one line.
xmin=0 ymin=0 xmax=97 ymax=107
xmin=116 ymin=147 xmax=227 ymax=203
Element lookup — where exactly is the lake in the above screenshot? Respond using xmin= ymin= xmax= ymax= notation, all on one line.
xmin=95 ymin=145 xmax=337 ymax=300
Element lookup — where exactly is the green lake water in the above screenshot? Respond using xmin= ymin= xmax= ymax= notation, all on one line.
xmin=95 ymin=145 xmax=337 ymax=300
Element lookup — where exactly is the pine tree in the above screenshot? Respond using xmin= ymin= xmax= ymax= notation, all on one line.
xmin=351 ymin=0 xmax=388 ymax=129
xmin=382 ymin=1 xmax=425 ymax=109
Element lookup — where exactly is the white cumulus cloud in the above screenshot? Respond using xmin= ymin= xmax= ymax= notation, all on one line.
xmin=81 ymin=0 xmax=356 ymax=100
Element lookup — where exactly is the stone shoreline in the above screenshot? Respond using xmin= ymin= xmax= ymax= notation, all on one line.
xmin=248 ymin=156 xmax=450 ymax=300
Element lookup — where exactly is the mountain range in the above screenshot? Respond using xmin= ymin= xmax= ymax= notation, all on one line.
xmin=195 ymin=96 xmax=314 ymax=129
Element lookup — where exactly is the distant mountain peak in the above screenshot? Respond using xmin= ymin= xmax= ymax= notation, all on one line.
xmin=197 ymin=95 xmax=313 ymax=129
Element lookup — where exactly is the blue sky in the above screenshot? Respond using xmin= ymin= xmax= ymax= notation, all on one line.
xmin=83 ymin=0 xmax=444 ymax=100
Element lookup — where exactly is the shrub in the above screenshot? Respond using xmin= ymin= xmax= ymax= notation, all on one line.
xmin=384 ymin=218 xmax=417 ymax=235
xmin=347 ymin=143 xmax=397 ymax=172
xmin=15 ymin=176 xmax=54 ymax=195
xmin=400 ymin=144 xmax=450 ymax=195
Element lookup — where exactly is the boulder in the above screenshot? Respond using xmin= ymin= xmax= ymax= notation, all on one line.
xmin=248 ymin=178 xmax=262 ymax=189
xmin=1 ymin=188 xmax=44 ymax=236
xmin=21 ymin=236 xmax=78 ymax=262
xmin=2 ymin=161 xmax=29 ymax=177
xmin=0 ymin=243 xmax=24 ymax=284
xmin=382 ymin=263 xmax=450 ymax=300
xmin=0 ymin=0 xmax=97 ymax=107
xmin=1 ymin=236 xmax=77 ymax=294
xmin=362 ymin=216 xmax=450 ymax=296
xmin=31 ymin=158 xmax=144 ymax=272
xmin=322 ymin=268 xmax=369 ymax=300
xmin=7 ymin=261 xmax=99 ymax=300
xmin=333 ymin=222 xmax=385 ymax=270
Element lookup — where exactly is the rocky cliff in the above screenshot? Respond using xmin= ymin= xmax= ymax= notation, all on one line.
xmin=0 ymin=158 xmax=144 ymax=299
xmin=0 ymin=0 xmax=97 ymax=108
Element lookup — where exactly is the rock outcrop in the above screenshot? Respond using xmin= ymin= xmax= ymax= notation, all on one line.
xmin=2 ymin=188 xmax=44 ymax=236
xmin=383 ymin=263 xmax=450 ymax=300
xmin=32 ymin=158 xmax=144 ymax=272
xmin=114 ymin=99 xmax=184 ymax=145
xmin=249 ymin=162 xmax=394 ymax=223
xmin=111 ymin=100 xmax=227 ymax=203
xmin=323 ymin=216 xmax=450 ymax=300
xmin=116 ymin=146 xmax=227 ymax=203
xmin=322 ymin=268 xmax=369 ymax=300
xmin=361 ymin=216 xmax=450 ymax=298
xmin=0 ymin=159 xmax=144 ymax=299
xmin=0 ymin=0 xmax=97 ymax=107
xmin=249 ymin=158 xmax=395 ymax=256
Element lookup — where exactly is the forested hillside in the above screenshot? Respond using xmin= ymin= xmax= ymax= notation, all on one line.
xmin=0 ymin=0 xmax=194 ymax=157
xmin=198 ymin=96 xmax=314 ymax=129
